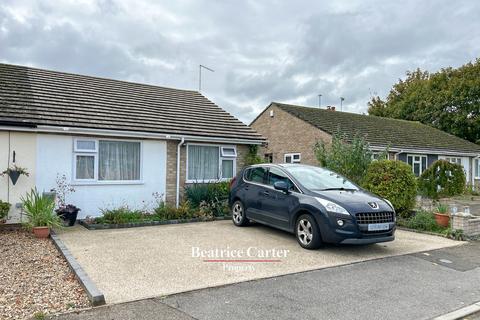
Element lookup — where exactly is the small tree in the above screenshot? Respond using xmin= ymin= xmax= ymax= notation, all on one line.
xmin=418 ymin=160 xmax=466 ymax=199
xmin=363 ymin=160 xmax=417 ymax=216
xmin=244 ymin=145 xmax=263 ymax=166
xmin=314 ymin=131 xmax=383 ymax=185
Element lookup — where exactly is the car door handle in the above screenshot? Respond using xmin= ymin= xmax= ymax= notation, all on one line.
xmin=262 ymin=191 xmax=269 ymax=196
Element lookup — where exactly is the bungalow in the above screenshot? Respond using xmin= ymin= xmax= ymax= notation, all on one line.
xmin=0 ymin=63 xmax=264 ymax=223
xmin=251 ymin=102 xmax=480 ymax=185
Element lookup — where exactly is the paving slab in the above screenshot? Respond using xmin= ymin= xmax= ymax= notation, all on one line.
xmin=57 ymin=220 xmax=462 ymax=303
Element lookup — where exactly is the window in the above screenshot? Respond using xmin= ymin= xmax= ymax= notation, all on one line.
xmin=267 ymin=167 xmax=295 ymax=191
xmin=73 ymin=138 xmax=141 ymax=182
xmin=187 ymin=144 xmax=237 ymax=182
xmin=244 ymin=167 xmax=267 ymax=184
xmin=407 ymin=154 xmax=428 ymax=177
xmin=284 ymin=153 xmax=301 ymax=164
xmin=264 ymin=153 xmax=273 ymax=163
xmin=444 ymin=157 xmax=462 ymax=166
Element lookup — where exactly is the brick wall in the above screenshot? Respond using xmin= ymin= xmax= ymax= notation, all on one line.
xmin=452 ymin=213 xmax=480 ymax=237
xmin=165 ymin=141 xmax=249 ymax=205
xmin=251 ymin=105 xmax=332 ymax=165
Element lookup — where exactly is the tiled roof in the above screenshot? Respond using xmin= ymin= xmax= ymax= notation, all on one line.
xmin=0 ymin=63 xmax=264 ymax=142
xmin=272 ymin=102 xmax=480 ymax=154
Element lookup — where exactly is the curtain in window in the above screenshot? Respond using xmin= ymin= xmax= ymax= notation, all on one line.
xmin=76 ymin=155 xmax=95 ymax=179
xmin=99 ymin=141 xmax=141 ymax=180
xmin=222 ymin=159 xmax=234 ymax=178
xmin=188 ymin=145 xmax=219 ymax=180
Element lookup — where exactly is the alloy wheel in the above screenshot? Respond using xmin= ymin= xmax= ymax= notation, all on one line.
xmin=232 ymin=203 xmax=243 ymax=224
xmin=297 ymin=219 xmax=313 ymax=245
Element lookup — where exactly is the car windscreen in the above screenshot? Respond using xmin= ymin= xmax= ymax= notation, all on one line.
xmin=285 ymin=166 xmax=359 ymax=191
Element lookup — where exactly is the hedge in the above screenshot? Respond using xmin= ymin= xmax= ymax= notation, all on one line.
xmin=418 ymin=160 xmax=465 ymax=199
xmin=363 ymin=160 xmax=417 ymax=216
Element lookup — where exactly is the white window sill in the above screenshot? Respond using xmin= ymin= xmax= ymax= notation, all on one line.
xmin=185 ymin=179 xmax=231 ymax=184
xmin=71 ymin=180 xmax=145 ymax=186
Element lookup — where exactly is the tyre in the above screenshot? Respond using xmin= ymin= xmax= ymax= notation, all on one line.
xmin=295 ymin=214 xmax=322 ymax=249
xmin=231 ymin=200 xmax=249 ymax=226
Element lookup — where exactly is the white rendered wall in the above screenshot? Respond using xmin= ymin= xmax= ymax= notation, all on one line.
xmin=36 ymin=134 xmax=167 ymax=218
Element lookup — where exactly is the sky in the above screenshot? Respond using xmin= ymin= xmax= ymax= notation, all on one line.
xmin=1 ymin=0 xmax=479 ymax=124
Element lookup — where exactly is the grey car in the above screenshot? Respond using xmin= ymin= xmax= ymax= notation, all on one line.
xmin=229 ymin=164 xmax=396 ymax=249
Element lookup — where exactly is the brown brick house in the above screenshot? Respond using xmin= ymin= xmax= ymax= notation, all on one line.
xmin=0 ymin=63 xmax=264 ymax=222
xmin=251 ymin=102 xmax=480 ymax=184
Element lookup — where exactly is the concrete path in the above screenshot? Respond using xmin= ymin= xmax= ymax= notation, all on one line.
xmin=57 ymin=221 xmax=461 ymax=303
xmin=51 ymin=242 xmax=480 ymax=320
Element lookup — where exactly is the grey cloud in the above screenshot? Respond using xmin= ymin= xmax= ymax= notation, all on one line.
xmin=1 ymin=0 xmax=479 ymax=123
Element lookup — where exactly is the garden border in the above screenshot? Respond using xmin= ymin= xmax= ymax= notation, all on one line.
xmin=50 ymin=231 xmax=106 ymax=306
xmin=78 ymin=216 xmax=231 ymax=230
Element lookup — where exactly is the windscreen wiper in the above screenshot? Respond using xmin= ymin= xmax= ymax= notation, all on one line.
xmin=320 ymin=187 xmax=357 ymax=191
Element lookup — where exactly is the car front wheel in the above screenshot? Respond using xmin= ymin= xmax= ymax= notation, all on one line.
xmin=232 ymin=200 xmax=249 ymax=226
xmin=295 ymin=214 xmax=322 ymax=249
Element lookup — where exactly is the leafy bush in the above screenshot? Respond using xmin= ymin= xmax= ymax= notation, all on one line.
xmin=153 ymin=201 xmax=194 ymax=220
xmin=97 ymin=206 xmax=145 ymax=224
xmin=185 ymin=181 xmax=230 ymax=208
xmin=418 ymin=160 xmax=466 ymax=199
xmin=363 ymin=160 xmax=417 ymax=216
xmin=315 ymin=131 xmax=384 ymax=184
xmin=21 ymin=188 xmax=62 ymax=229
xmin=0 ymin=200 xmax=10 ymax=220
xmin=244 ymin=145 xmax=263 ymax=165
xmin=401 ymin=210 xmax=443 ymax=232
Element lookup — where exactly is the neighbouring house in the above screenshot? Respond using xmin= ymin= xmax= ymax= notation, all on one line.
xmin=0 ymin=63 xmax=264 ymax=223
xmin=251 ymin=102 xmax=480 ymax=185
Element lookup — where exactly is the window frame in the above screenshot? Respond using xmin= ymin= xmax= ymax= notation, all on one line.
xmin=186 ymin=143 xmax=237 ymax=183
xmin=284 ymin=153 xmax=301 ymax=164
xmin=72 ymin=137 xmax=143 ymax=185
xmin=474 ymin=158 xmax=480 ymax=179
xmin=407 ymin=154 xmax=428 ymax=176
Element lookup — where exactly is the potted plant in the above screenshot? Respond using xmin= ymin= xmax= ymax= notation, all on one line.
xmin=21 ymin=188 xmax=62 ymax=238
xmin=434 ymin=203 xmax=450 ymax=227
xmin=0 ymin=200 xmax=11 ymax=224
xmin=53 ymin=174 xmax=80 ymax=227
xmin=1 ymin=164 xmax=29 ymax=185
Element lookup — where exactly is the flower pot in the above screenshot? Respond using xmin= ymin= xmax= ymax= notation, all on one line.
xmin=32 ymin=226 xmax=50 ymax=238
xmin=8 ymin=170 xmax=21 ymax=185
xmin=56 ymin=206 xmax=80 ymax=227
xmin=434 ymin=212 xmax=450 ymax=227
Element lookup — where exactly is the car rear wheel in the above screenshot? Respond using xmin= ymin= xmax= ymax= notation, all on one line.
xmin=295 ymin=214 xmax=322 ymax=249
xmin=232 ymin=200 xmax=249 ymax=226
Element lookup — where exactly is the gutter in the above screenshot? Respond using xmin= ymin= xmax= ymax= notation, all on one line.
xmin=0 ymin=125 xmax=265 ymax=145
xmin=176 ymin=137 xmax=185 ymax=208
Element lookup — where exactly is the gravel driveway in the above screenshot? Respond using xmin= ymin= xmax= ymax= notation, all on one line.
xmin=0 ymin=230 xmax=90 ymax=319
xmin=57 ymin=220 xmax=462 ymax=304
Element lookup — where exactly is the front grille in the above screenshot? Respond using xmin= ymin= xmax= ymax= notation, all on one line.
xmin=355 ymin=212 xmax=394 ymax=224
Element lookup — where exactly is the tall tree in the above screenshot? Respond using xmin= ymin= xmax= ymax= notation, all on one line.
xmin=368 ymin=59 xmax=480 ymax=144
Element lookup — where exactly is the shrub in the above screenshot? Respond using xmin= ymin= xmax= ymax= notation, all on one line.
xmin=0 ymin=200 xmax=10 ymax=220
xmin=402 ymin=210 xmax=444 ymax=232
xmin=98 ymin=206 xmax=145 ymax=224
xmin=21 ymin=188 xmax=62 ymax=229
xmin=153 ymin=201 xmax=194 ymax=220
xmin=314 ymin=131 xmax=385 ymax=184
xmin=185 ymin=181 xmax=230 ymax=208
xmin=244 ymin=145 xmax=263 ymax=165
xmin=363 ymin=160 xmax=417 ymax=215
xmin=418 ymin=160 xmax=466 ymax=199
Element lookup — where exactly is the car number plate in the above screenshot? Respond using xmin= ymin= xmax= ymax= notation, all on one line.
xmin=368 ymin=223 xmax=390 ymax=231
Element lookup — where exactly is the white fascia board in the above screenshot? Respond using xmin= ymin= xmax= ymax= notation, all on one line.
xmin=369 ymin=145 xmax=480 ymax=157
xmin=0 ymin=125 xmax=264 ymax=145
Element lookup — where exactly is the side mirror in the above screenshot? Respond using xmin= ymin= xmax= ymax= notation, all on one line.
xmin=273 ymin=181 xmax=289 ymax=193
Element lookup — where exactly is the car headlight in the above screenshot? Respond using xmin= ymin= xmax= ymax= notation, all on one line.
xmin=315 ymin=197 xmax=350 ymax=216
xmin=384 ymin=199 xmax=394 ymax=210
